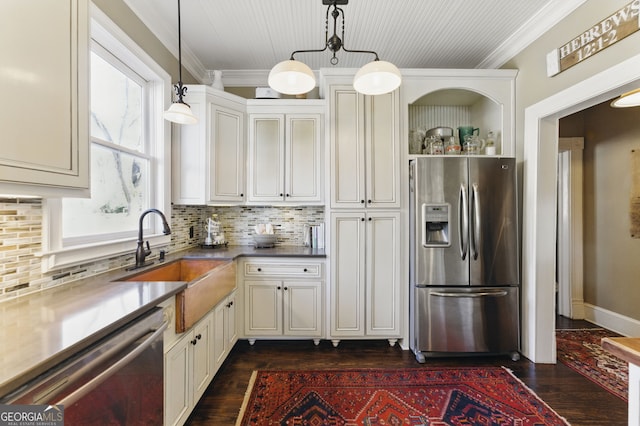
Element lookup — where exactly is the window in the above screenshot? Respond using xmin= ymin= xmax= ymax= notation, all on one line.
xmin=42 ymin=7 xmax=172 ymax=271
xmin=62 ymin=48 xmax=151 ymax=245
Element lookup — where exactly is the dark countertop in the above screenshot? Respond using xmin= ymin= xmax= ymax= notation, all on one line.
xmin=183 ymin=245 xmax=326 ymax=260
xmin=0 ymin=245 xmax=325 ymax=400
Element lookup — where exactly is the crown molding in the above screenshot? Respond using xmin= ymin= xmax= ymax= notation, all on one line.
xmin=476 ymin=0 xmax=588 ymax=69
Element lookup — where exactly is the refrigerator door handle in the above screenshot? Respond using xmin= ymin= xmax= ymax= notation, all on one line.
xmin=430 ymin=290 xmax=509 ymax=298
xmin=459 ymin=183 xmax=468 ymax=260
xmin=470 ymin=183 xmax=480 ymax=260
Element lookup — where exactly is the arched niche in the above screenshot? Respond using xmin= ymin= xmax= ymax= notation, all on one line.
xmin=400 ymin=69 xmax=517 ymax=156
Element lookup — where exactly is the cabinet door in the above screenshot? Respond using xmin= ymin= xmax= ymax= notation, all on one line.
xmin=284 ymin=281 xmax=323 ymax=336
xmin=165 ymin=337 xmax=191 ymax=426
xmin=366 ymin=211 xmax=401 ymax=336
xmin=330 ymin=213 xmax=366 ymax=336
xmin=209 ymin=105 xmax=245 ymax=202
xmin=330 ymin=87 xmax=366 ymax=208
xmin=172 ymin=97 xmax=207 ymax=205
xmin=365 ymin=92 xmax=400 ymax=208
xmin=226 ymin=291 xmax=238 ymax=347
xmin=0 ymin=0 xmax=89 ymax=195
xmin=248 ymin=115 xmax=285 ymax=202
xmin=244 ymin=280 xmax=283 ymax=335
xmin=285 ymin=114 xmax=322 ymax=203
xmin=212 ymin=301 xmax=227 ymax=370
xmin=191 ymin=316 xmax=213 ymax=403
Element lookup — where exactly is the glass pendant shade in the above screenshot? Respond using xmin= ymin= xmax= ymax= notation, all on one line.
xmin=164 ymin=101 xmax=198 ymax=125
xmin=268 ymin=60 xmax=316 ymax=95
xmin=353 ymin=60 xmax=402 ymax=95
xmin=611 ymin=88 xmax=640 ymax=108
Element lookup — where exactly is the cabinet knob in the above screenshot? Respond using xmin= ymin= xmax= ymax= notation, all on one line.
xmin=368 ymin=199 xmax=372 ymax=204
xmin=284 ymin=287 xmax=288 ymax=291
xmin=279 ymin=193 xmax=284 ymax=197
xmin=368 ymin=217 xmax=372 ymax=221
xmin=277 ymin=286 xmax=282 ymax=290
xmin=360 ymin=200 xmax=365 ymax=204
xmin=257 ymin=268 xmax=262 ymax=272
xmin=240 ymin=193 xmax=244 ymax=197
xmin=191 ymin=339 xmax=197 ymax=345
xmin=196 ymin=333 xmax=202 ymax=340
xmin=227 ymin=301 xmax=234 ymax=308
xmin=286 ymin=193 xmax=290 ymax=197
xmin=303 ymin=268 xmax=308 ymax=272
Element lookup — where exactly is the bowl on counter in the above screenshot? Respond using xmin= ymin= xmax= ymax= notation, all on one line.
xmin=253 ymin=234 xmax=277 ymax=248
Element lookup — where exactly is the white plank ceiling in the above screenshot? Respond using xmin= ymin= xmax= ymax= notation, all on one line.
xmin=122 ymin=0 xmax=587 ymax=86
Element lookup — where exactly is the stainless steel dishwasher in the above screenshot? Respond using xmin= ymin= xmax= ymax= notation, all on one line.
xmin=1 ymin=308 xmax=167 ymax=425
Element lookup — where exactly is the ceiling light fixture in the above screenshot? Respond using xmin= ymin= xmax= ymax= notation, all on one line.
xmin=164 ymin=0 xmax=197 ymax=125
xmin=611 ymin=88 xmax=640 ymax=108
xmin=268 ymin=0 xmax=401 ymax=96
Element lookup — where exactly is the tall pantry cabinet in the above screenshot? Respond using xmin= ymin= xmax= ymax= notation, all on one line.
xmin=327 ymin=84 xmax=402 ymax=346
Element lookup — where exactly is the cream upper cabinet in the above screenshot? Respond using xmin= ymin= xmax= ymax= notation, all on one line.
xmin=330 ymin=211 xmax=401 ymax=346
xmin=246 ymin=100 xmax=324 ymax=205
xmin=329 ymin=86 xmax=400 ymax=209
xmin=172 ymin=86 xmax=245 ymax=205
xmin=0 ymin=0 xmax=89 ymax=197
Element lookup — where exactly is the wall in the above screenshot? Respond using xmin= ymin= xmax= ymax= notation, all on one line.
xmin=0 ymin=199 xmax=324 ymax=302
xmin=0 ymin=199 xmax=201 ymax=301
xmin=503 ymin=0 xmax=640 ymax=159
xmin=560 ymin=102 xmax=640 ymax=321
xmin=92 ymin=0 xmax=197 ymax=85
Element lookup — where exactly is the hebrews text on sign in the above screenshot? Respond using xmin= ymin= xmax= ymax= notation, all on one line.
xmin=547 ymin=0 xmax=640 ymax=77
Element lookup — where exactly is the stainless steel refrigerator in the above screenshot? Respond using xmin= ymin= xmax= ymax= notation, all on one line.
xmin=409 ymin=157 xmax=520 ymax=363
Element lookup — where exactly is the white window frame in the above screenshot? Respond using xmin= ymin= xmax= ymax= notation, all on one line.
xmin=41 ymin=4 xmax=172 ymax=272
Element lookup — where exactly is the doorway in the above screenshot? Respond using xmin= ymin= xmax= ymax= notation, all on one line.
xmin=556 ymin=137 xmax=584 ymax=320
xmin=522 ymin=51 xmax=640 ymax=363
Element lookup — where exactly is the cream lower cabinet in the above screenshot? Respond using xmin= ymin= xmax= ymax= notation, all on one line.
xmin=165 ymin=290 xmax=238 ymax=426
xmin=242 ymin=259 xmax=324 ymax=344
xmin=330 ymin=211 xmax=401 ymax=346
xmin=212 ymin=290 xmax=237 ymax=370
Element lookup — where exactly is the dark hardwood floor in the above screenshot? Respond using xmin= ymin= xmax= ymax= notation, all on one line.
xmin=186 ymin=317 xmax=627 ymax=425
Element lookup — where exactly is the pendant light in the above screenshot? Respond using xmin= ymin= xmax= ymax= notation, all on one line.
xmin=611 ymin=88 xmax=640 ymax=108
xmin=268 ymin=0 xmax=401 ymax=96
xmin=164 ymin=0 xmax=197 ymax=125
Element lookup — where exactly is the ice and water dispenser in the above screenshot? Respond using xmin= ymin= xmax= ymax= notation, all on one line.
xmin=421 ymin=203 xmax=450 ymax=247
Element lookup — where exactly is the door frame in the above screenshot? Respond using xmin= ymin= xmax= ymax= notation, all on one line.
xmin=522 ymin=51 xmax=640 ymax=363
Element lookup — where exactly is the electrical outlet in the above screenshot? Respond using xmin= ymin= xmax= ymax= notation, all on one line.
xmin=189 ymin=226 xmax=194 ymax=238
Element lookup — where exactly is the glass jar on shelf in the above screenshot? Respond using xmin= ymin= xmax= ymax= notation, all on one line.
xmin=444 ymin=136 xmax=461 ymax=155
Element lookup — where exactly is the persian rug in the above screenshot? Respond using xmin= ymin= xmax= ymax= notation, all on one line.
xmin=556 ymin=328 xmax=628 ymax=401
xmin=236 ymin=367 xmax=569 ymax=425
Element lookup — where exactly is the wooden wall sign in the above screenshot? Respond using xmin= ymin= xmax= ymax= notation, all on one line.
xmin=547 ymin=0 xmax=640 ymax=77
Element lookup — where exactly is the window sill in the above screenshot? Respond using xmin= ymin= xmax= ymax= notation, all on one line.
xmin=38 ymin=234 xmax=171 ymax=273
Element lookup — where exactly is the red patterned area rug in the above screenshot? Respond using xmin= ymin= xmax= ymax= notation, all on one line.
xmin=556 ymin=328 xmax=628 ymax=401
xmin=236 ymin=367 xmax=569 ymax=425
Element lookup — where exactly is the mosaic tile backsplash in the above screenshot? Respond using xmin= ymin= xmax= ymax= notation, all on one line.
xmin=0 ymin=198 xmax=324 ymax=301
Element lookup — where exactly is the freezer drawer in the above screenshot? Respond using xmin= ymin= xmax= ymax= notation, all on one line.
xmin=412 ymin=286 xmax=519 ymax=361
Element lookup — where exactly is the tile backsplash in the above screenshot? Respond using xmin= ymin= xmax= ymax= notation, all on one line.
xmin=0 ymin=198 xmax=324 ymax=301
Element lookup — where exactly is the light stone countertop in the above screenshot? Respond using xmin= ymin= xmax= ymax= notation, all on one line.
xmin=0 ymin=245 xmax=325 ymax=400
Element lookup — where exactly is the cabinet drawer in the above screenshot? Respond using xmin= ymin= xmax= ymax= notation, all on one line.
xmin=244 ymin=262 xmax=323 ymax=278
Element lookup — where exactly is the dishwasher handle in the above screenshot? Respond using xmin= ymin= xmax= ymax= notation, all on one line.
xmin=55 ymin=321 xmax=168 ymax=408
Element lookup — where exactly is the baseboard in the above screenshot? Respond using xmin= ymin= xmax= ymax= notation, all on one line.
xmin=583 ymin=303 xmax=640 ymax=336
